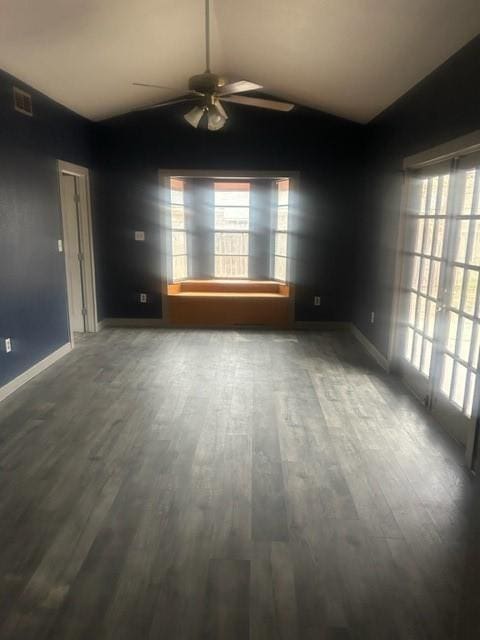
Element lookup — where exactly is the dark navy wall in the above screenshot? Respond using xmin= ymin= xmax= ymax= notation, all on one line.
xmin=353 ymin=36 xmax=480 ymax=357
xmin=94 ymin=102 xmax=364 ymax=321
xmin=2 ymin=34 xmax=478 ymax=389
xmin=0 ymin=69 xmax=94 ymax=387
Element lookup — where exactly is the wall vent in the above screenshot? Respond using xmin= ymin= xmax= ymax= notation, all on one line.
xmin=13 ymin=87 xmax=33 ymax=116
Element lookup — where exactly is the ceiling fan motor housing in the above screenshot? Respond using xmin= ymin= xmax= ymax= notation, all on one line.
xmin=189 ymin=72 xmax=225 ymax=95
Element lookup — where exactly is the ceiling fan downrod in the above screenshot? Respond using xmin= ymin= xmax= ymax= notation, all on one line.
xmin=205 ymin=0 xmax=210 ymax=73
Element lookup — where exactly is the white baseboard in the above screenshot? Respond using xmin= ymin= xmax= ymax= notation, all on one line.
xmin=104 ymin=318 xmax=351 ymax=331
xmin=350 ymin=324 xmax=390 ymax=371
xmin=102 ymin=317 xmax=166 ymax=328
xmin=0 ymin=343 xmax=72 ymax=403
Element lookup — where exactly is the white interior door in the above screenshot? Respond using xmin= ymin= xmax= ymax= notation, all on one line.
xmin=61 ymin=173 xmax=86 ymax=333
xmin=397 ymin=151 xmax=480 ymax=464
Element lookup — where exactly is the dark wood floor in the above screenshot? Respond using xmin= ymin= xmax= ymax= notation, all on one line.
xmin=1 ymin=328 xmax=480 ymax=639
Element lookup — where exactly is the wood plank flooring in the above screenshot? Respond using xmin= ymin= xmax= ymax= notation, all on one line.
xmin=1 ymin=328 xmax=480 ymax=639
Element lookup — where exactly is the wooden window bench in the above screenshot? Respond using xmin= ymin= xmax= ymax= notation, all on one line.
xmin=167 ymin=280 xmax=292 ymax=328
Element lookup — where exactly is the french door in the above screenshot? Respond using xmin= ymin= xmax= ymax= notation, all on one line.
xmin=398 ymin=151 xmax=480 ymax=466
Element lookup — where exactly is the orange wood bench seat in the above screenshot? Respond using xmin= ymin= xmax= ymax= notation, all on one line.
xmin=172 ymin=291 xmax=286 ymax=298
xmin=168 ymin=279 xmax=289 ymax=294
xmin=167 ymin=280 xmax=292 ymax=327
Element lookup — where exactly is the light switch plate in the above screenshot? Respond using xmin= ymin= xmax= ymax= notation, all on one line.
xmin=5 ymin=338 xmax=12 ymax=353
xmin=58 ymin=239 xmax=63 ymax=252
xmin=135 ymin=231 xmax=145 ymax=241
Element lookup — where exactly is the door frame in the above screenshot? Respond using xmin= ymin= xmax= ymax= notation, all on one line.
xmin=389 ymin=130 xmax=480 ymax=470
xmin=58 ymin=160 xmax=99 ymax=346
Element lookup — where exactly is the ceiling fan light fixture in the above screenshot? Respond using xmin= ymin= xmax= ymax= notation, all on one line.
xmin=184 ymin=105 xmax=205 ymax=128
xmin=214 ymin=98 xmax=228 ymax=120
xmin=207 ymin=106 xmax=226 ymax=131
xmin=132 ymin=0 xmax=294 ymax=127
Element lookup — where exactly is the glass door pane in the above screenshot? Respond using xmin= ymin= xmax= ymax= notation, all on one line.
xmin=397 ymin=151 xmax=480 ymax=465
xmin=397 ymin=164 xmax=451 ymax=403
xmin=430 ymin=154 xmax=480 ymax=451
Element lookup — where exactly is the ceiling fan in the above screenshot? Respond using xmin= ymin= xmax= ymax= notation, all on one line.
xmin=132 ymin=0 xmax=295 ymax=131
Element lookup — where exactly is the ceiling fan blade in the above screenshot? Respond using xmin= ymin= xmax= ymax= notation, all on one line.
xmin=135 ymin=97 xmax=198 ymax=112
xmin=221 ymin=95 xmax=294 ymax=112
xmin=133 ymin=82 xmax=187 ymax=91
xmin=218 ymin=80 xmax=263 ymax=95
xmin=133 ymin=82 xmax=204 ymax=99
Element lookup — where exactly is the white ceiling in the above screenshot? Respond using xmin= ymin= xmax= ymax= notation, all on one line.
xmin=0 ymin=0 xmax=478 ymax=123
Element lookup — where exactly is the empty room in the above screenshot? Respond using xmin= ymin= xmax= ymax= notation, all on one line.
xmin=1 ymin=1 xmax=480 ymax=638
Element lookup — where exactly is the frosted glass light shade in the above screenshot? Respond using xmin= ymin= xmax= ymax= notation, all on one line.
xmin=207 ymin=108 xmax=226 ymax=131
xmin=184 ymin=106 xmax=205 ymax=128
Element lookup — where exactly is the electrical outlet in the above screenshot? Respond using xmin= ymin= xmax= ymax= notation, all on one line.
xmin=4 ymin=338 xmax=12 ymax=353
xmin=140 ymin=293 xmax=147 ymax=303
xmin=134 ymin=231 xmax=145 ymax=241
xmin=314 ymin=296 xmax=321 ymax=306
xmin=370 ymin=311 xmax=375 ymax=324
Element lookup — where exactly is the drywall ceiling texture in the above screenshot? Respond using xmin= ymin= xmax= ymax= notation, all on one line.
xmin=0 ymin=0 xmax=479 ymax=122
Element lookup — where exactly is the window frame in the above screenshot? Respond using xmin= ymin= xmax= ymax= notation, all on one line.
xmin=169 ymin=178 xmax=188 ymax=281
xmin=213 ymin=181 xmax=251 ymax=279
xmin=273 ymin=179 xmax=290 ymax=283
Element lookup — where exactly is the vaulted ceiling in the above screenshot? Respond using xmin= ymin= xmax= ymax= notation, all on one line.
xmin=0 ymin=0 xmax=479 ymax=123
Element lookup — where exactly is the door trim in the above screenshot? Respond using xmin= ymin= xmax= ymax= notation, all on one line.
xmin=58 ymin=160 xmax=98 ymax=346
xmin=403 ymin=129 xmax=480 ymax=170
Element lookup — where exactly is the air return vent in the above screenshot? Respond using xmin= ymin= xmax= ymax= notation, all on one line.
xmin=13 ymin=87 xmax=33 ymax=116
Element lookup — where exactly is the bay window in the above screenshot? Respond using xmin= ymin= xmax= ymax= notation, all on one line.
xmin=167 ymin=176 xmax=291 ymax=282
